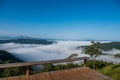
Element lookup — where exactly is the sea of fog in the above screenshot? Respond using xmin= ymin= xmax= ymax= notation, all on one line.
xmin=0 ymin=40 xmax=120 ymax=63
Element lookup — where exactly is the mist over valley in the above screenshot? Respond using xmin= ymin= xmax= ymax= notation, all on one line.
xmin=0 ymin=39 xmax=120 ymax=63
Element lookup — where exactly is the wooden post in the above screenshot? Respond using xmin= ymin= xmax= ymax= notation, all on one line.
xmin=84 ymin=59 xmax=87 ymax=67
xmin=26 ymin=66 xmax=31 ymax=76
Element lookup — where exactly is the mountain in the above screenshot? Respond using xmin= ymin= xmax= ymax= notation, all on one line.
xmin=0 ymin=35 xmax=31 ymax=40
xmin=77 ymin=42 xmax=120 ymax=51
xmin=0 ymin=38 xmax=55 ymax=44
xmin=100 ymin=42 xmax=120 ymax=51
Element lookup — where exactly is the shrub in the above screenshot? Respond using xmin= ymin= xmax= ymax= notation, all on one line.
xmin=114 ymin=53 xmax=120 ymax=58
xmin=98 ymin=63 xmax=120 ymax=80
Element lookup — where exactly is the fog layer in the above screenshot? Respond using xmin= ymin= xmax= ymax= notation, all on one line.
xmin=0 ymin=40 xmax=120 ymax=63
xmin=0 ymin=41 xmax=91 ymax=61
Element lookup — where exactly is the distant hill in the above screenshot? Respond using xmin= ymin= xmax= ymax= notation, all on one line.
xmin=0 ymin=35 xmax=31 ymax=40
xmin=77 ymin=42 xmax=120 ymax=51
xmin=0 ymin=38 xmax=55 ymax=44
xmin=100 ymin=42 xmax=120 ymax=51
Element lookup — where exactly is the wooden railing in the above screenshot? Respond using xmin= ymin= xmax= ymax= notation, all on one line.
xmin=0 ymin=57 xmax=90 ymax=76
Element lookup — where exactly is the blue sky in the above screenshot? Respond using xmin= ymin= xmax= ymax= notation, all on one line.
xmin=0 ymin=0 xmax=120 ymax=40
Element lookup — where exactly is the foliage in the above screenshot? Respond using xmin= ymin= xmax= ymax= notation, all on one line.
xmin=83 ymin=41 xmax=102 ymax=58
xmin=0 ymin=67 xmax=26 ymax=78
xmin=86 ymin=60 xmax=112 ymax=69
xmin=114 ymin=53 xmax=120 ymax=58
xmin=68 ymin=53 xmax=78 ymax=59
xmin=40 ymin=60 xmax=113 ymax=75
xmin=41 ymin=63 xmax=81 ymax=72
xmin=0 ymin=50 xmax=26 ymax=78
xmin=79 ymin=42 xmax=120 ymax=51
xmin=98 ymin=63 xmax=120 ymax=80
xmin=82 ymin=41 xmax=102 ymax=70
xmin=0 ymin=50 xmax=22 ymax=63
xmin=100 ymin=42 xmax=120 ymax=51
xmin=41 ymin=64 xmax=55 ymax=72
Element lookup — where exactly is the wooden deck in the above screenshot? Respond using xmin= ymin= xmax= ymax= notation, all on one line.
xmin=0 ymin=67 xmax=112 ymax=80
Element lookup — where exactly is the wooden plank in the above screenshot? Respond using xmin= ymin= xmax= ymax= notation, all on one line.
xmin=0 ymin=57 xmax=90 ymax=69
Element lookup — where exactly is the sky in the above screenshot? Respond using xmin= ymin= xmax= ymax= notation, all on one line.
xmin=0 ymin=0 xmax=120 ymax=40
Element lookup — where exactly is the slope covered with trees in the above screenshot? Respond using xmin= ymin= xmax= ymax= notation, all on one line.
xmin=100 ymin=42 xmax=120 ymax=51
xmin=0 ymin=50 xmax=25 ymax=78
xmin=77 ymin=42 xmax=120 ymax=51
xmin=0 ymin=50 xmax=22 ymax=64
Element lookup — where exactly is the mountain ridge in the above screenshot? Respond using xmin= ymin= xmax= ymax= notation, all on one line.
xmin=0 ymin=38 xmax=55 ymax=44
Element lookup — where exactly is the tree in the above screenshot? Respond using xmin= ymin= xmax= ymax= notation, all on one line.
xmin=114 ymin=53 xmax=120 ymax=58
xmin=82 ymin=41 xmax=102 ymax=70
xmin=67 ymin=53 xmax=78 ymax=64
xmin=68 ymin=53 xmax=78 ymax=59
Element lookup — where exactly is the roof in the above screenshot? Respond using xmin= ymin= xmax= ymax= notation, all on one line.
xmin=0 ymin=67 xmax=113 ymax=80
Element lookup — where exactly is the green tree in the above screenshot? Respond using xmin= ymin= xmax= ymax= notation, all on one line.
xmin=68 ymin=53 xmax=78 ymax=59
xmin=68 ymin=53 xmax=78 ymax=64
xmin=114 ymin=53 xmax=120 ymax=58
xmin=82 ymin=41 xmax=102 ymax=70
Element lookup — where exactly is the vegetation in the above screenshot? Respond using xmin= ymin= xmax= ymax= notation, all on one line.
xmin=41 ymin=63 xmax=81 ymax=72
xmin=0 ymin=50 xmax=26 ymax=78
xmin=0 ymin=38 xmax=54 ymax=44
xmin=100 ymin=42 xmax=120 ymax=51
xmin=40 ymin=60 xmax=113 ymax=74
xmin=82 ymin=41 xmax=102 ymax=70
xmin=114 ymin=53 xmax=120 ymax=58
xmin=77 ymin=42 xmax=120 ymax=51
xmin=98 ymin=63 xmax=120 ymax=80
xmin=68 ymin=53 xmax=78 ymax=59
xmin=0 ymin=67 xmax=26 ymax=78
xmin=0 ymin=50 xmax=22 ymax=63
xmin=86 ymin=60 xmax=112 ymax=69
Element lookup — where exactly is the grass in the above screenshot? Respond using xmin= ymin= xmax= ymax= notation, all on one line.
xmin=98 ymin=63 xmax=120 ymax=80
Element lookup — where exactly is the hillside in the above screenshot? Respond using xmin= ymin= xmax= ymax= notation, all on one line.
xmin=0 ymin=50 xmax=22 ymax=64
xmin=0 ymin=38 xmax=54 ymax=44
xmin=0 ymin=50 xmax=25 ymax=78
xmin=100 ymin=42 xmax=120 ymax=51
xmin=77 ymin=42 xmax=120 ymax=51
